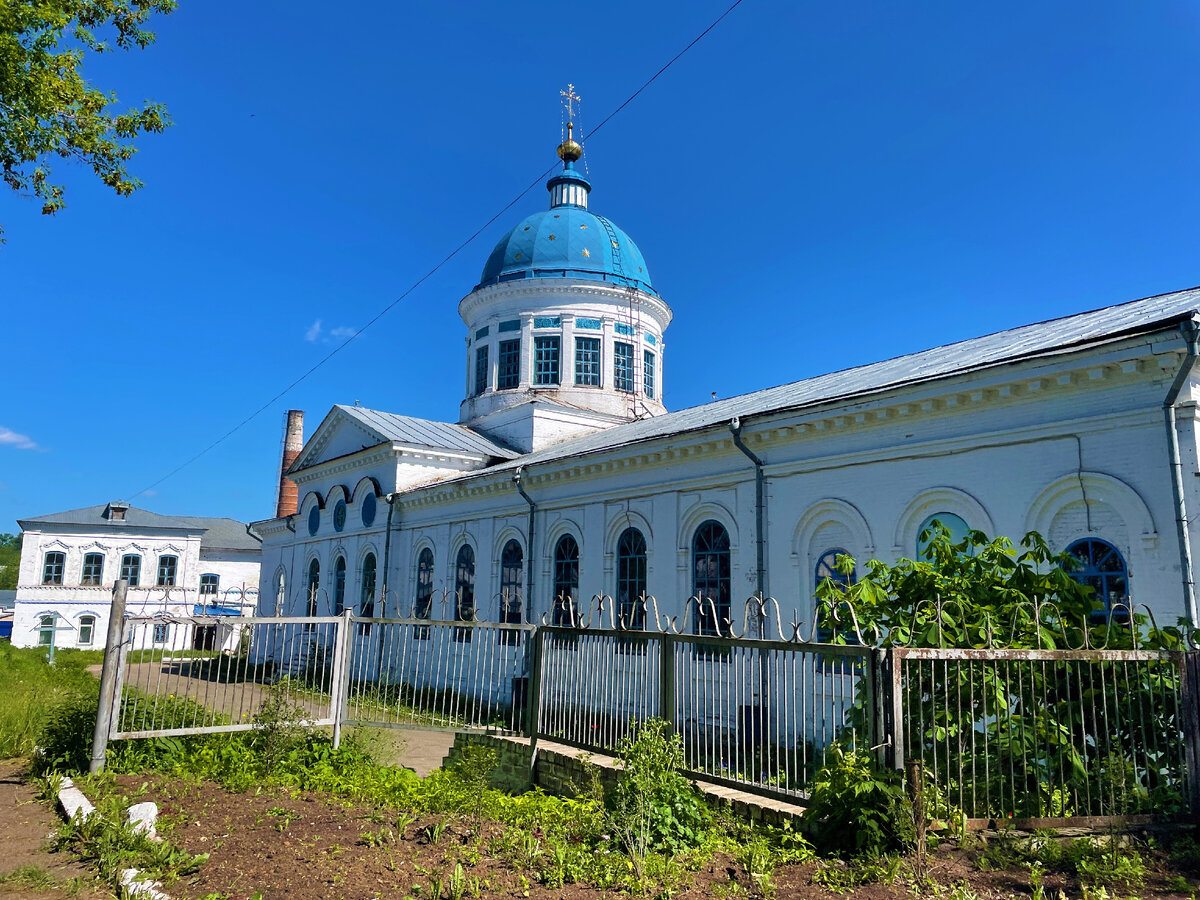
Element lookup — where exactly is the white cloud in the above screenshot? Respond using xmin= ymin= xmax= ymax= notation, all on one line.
xmin=0 ymin=427 xmax=38 ymax=451
xmin=305 ymin=319 xmax=322 ymax=342
xmin=330 ymin=326 xmax=358 ymax=340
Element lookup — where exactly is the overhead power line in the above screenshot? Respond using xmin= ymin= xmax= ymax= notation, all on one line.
xmin=129 ymin=0 xmax=747 ymax=501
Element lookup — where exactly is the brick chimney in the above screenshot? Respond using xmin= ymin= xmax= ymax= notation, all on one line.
xmin=275 ymin=409 xmax=304 ymax=518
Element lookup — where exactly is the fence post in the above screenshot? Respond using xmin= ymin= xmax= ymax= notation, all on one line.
xmin=527 ymin=628 xmax=543 ymax=781
xmin=1181 ymin=651 xmax=1200 ymax=819
xmin=90 ymin=580 xmax=128 ymax=774
xmin=330 ymin=610 xmax=354 ymax=750
xmin=888 ymin=647 xmax=905 ymax=771
xmin=660 ymin=634 xmax=676 ymax=732
xmin=867 ymin=647 xmax=884 ymax=764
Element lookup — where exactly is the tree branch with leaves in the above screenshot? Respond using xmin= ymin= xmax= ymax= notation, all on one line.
xmin=0 ymin=0 xmax=175 ymax=239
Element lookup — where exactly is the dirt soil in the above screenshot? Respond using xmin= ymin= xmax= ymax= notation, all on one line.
xmin=0 ymin=760 xmax=112 ymax=900
xmin=104 ymin=774 xmax=1200 ymax=900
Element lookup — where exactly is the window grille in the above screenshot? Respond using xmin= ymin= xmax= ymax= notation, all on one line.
xmin=552 ymin=535 xmax=580 ymax=625
xmin=414 ymin=548 xmax=434 ymax=639
xmin=497 ymin=339 xmax=521 ymax=389
xmin=42 ymin=551 xmax=65 ymax=585
xmin=1067 ymin=538 xmax=1129 ymax=619
xmin=534 ymin=336 xmax=560 ymax=385
xmin=121 ymin=554 xmax=141 ymax=587
xmin=614 ymin=341 xmax=634 ymax=392
xmin=199 ymin=574 xmax=219 ymax=596
xmin=333 ymin=556 xmax=347 ymax=614
xmin=156 ymin=555 xmax=178 ymax=587
xmin=82 ymin=553 xmax=104 ymax=586
xmin=692 ymin=520 xmax=731 ymax=636
xmin=475 ymin=345 xmax=489 ymax=395
xmin=454 ymin=545 xmax=475 ymax=642
xmin=616 ymin=528 xmax=647 ymax=629
xmin=575 ymin=337 xmax=601 ymax=386
xmin=643 ymin=350 xmax=656 ymax=399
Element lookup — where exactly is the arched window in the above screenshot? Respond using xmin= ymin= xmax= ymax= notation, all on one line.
xmin=38 ymin=614 xmax=55 ymax=646
xmin=360 ymin=554 xmax=377 ymax=616
xmin=1066 ymin=538 xmax=1129 ymax=618
xmin=616 ymin=528 xmax=647 ymax=630
xmin=359 ymin=553 xmax=377 ymax=634
xmin=414 ymin=548 xmax=434 ymax=640
xmin=120 ymin=554 xmax=141 ymax=587
xmin=552 ymin=535 xmax=580 ymax=625
xmin=815 ymin=548 xmax=857 ymax=643
xmin=78 ymin=614 xmax=96 ymax=646
xmin=692 ymin=520 xmax=731 ymax=636
xmin=275 ymin=570 xmax=286 ymax=616
xmin=42 ymin=551 xmax=65 ymax=585
xmin=306 ymin=559 xmax=320 ymax=618
xmin=333 ymin=556 xmax=347 ymax=614
xmin=156 ymin=554 xmax=178 ymax=587
xmin=454 ymin=544 xmax=475 ymax=642
xmin=81 ymin=553 xmax=104 ymax=586
xmin=500 ymin=540 xmax=524 ymax=630
xmin=916 ymin=513 xmax=971 ymax=559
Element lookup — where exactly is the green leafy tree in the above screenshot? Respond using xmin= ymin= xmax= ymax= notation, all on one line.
xmin=816 ymin=524 xmax=1187 ymax=820
xmin=0 ymin=532 xmax=20 ymax=589
xmin=0 ymin=1 xmax=175 ymax=238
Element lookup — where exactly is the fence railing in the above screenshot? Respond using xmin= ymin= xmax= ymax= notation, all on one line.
xmin=97 ymin=588 xmax=1198 ymax=828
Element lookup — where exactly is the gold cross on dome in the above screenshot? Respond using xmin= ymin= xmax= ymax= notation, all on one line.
xmin=560 ymin=84 xmax=581 ymax=120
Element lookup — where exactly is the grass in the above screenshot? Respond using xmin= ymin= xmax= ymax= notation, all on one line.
xmin=0 ymin=643 xmax=103 ymax=759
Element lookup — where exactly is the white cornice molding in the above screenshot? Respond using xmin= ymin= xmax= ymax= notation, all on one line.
xmin=458 ymin=279 xmax=673 ymax=327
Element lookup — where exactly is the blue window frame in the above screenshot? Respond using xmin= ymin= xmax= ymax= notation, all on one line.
xmin=617 ymin=528 xmax=647 ymax=630
xmin=414 ymin=548 xmax=434 ymax=639
xmin=199 ymin=573 xmax=219 ymax=596
xmin=454 ymin=545 xmax=475 ymax=642
xmin=82 ymin=553 xmax=104 ymax=586
xmin=552 ymin=535 xmax=580 ymax=625
xmin=499 ymin=540 xmax=523 ymax=644
xmin=156 ymin=555 xmax=177 ymax=587
xmin=42 ymin=551 xmax=64 ymax=585
xmin=534 ymin=336 xmax=560 ymax=385
xmin=359 ymin=553 xmax=377 ymax=633
xmin=306 ymin=559 xmax=320 ymax=619
xmin=78 ymin=615 xmax=95 ymax=645
xmin=575 ymin=337 xmax=601 ymax=386
xmin=333 ymin=500 xmax=347 ymax=532
xmin=152 ymin=623 xmax=168 ymax=644
xmin=475 ymin=345 xmax=489 ymax=395
xmin=120 ymin=554 xmax=141 ymax=587
xmin=1066 ymin=539 xmax=1129 ymax=619
xmin=692 ymin=521 xmax=731 ymax=636
xmin=333 ymin=556 xmax=347 ymax=614
xmin=614 ymin=341 xmax=634 ymax=392
xmin=497 ymin=339 xmax=521 ymax=389
xmin=643 ymin=350 xmax=656 ymax=400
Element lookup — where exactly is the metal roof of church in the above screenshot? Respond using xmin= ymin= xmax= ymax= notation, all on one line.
xmin=336 ymin=405 xmax=521 ymax=459
xmin=496 ymin=284 xmax=1200 ymax=469
xmin=17 ymin=505 xmax=261 ymax=550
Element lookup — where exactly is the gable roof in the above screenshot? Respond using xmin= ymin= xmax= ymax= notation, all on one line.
xmin=292 ymin=405 xmax=520 ymax=474
xmin=430 ymin=284 xmax=1200 ymax=479
xmin=17 ymin=505 xmax=261 ymax=551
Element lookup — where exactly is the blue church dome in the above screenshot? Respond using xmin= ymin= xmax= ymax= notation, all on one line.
xmin=476 ymin=161 xmax=656 ymax=296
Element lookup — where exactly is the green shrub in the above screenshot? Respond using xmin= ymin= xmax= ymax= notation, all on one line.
xmin=611 ymin=717 xmax=712 ymax=859
xmin=801 ymin=745 xmax=909 ymax=858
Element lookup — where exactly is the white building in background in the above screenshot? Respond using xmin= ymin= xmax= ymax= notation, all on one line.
xmin=12 ymin=502 xmax=261 ymax=650
xmin=253 ymin=122 xmax=1200 ymax=658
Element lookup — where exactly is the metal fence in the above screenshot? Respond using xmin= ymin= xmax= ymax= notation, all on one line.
xmin=95 ymin=585 xmax=1199 ymax=828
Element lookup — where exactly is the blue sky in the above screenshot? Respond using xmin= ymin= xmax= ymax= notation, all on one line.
xmin=2 ymin=1 xmax=1199 ymax=532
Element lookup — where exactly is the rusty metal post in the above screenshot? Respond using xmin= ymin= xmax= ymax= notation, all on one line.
xmin=890 ymin=647 xmax=906 ymax=770
xmin=1181 ymin=651 xmax=1200 ymax=819
xmin=90 ymin=580 xmax=129 ymax=774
